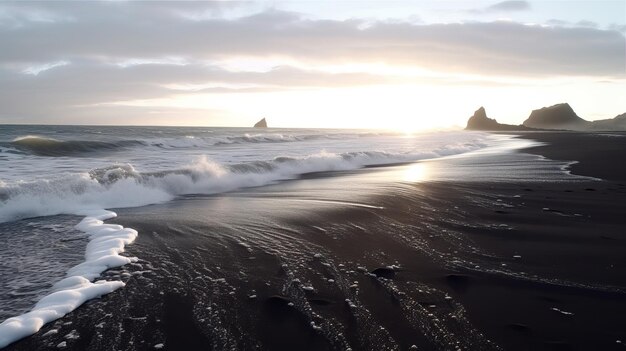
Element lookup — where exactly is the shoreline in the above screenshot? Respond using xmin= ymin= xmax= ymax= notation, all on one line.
xmin=512 ymin=131 xmax=626 ymax=182
xmin=4 ymin=131 xmax=626 ymax=350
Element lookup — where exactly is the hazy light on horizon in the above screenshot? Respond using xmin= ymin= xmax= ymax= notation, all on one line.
xmin=0 ymin=1 xmax=624 ymax=129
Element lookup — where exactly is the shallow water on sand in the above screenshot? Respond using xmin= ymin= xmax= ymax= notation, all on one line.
xmin=0 ymin=126 xmax=495 ymax=347
xmin=95 ymin=156 xmax=623 ymax=351
xmin=5 ymin=132 xmax=624 ymax=350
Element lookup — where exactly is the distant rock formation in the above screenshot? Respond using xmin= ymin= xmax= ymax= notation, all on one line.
xmin=522 ymin=103 xmax=588 ymax=130
xmin=465 ymin=103 xmax=626 ymax=132
xmin=465 ymin=107 xmax=531 ymax=131
xmin=587 ymin=112 xmax=626 ymax=131
xmin=253 ymin=118 xmax=267 ymax=128
xmin=466 ymin=107 xmax=497 ymax=130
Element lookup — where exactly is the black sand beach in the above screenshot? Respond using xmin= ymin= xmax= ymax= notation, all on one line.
xmin=5 ymin=132 xmax=626 ymax=351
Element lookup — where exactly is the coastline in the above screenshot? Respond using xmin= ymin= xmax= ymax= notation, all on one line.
xmin=515 ymin=131 xmax=626 ymax=182
xmin=4 ymin=131 xmax=626 ymax=350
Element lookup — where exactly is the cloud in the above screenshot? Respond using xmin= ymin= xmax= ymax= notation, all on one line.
xmin=0 ymin=4 xmax=621 ymax=78
xmin=546 ymin=19 xmax=568 ymax=26
xmin=0 ymin=3 xmax=74 ymax=28
xmin=575 ymin=20 xmax=598 ymax=28
xmin=546 ymin=19 xmax=601 ymax=29
xmin=609 ymin=23 xmax=626 ymax=33
xmin=0 ymin=61 xmax=402 ymax=122
xmin=467 ymin=1 xmax=531 ymax=14
xmin=21 ymin=60 xmax=70 ymax=75
xmin=485 ymin=1 xmax=531 ymax=12
xmin=0 ymin=2 xmax=623 ymax=123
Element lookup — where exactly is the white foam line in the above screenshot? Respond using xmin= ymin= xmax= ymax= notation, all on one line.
xmin=0 ymin=210 xmax=138 ymax=348
xmin=293 ymin=199 xmax=385 ymax=209
xmin=560 ymin=160 xmax=603 ymax=181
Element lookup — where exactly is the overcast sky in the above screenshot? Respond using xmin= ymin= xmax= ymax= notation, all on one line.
xmin=0 ymin=1 xmax=624 ymax=129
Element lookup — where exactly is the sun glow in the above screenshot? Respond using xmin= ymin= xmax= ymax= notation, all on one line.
xmin=403 ymin=162 xmax=430 ymax=183
xmin=106 ymin=76 xmax=626 ymax=130
xmin=109 ymin=84 xmax=474 ymax=130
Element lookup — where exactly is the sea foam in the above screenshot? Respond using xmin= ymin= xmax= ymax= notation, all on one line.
xmin=0 ymin=130 xmax=490 ymax=347
xmin=0 ymin=143 xmax=486 ymax=224
xmin=0 ymin=210 xmax=137 ymax=348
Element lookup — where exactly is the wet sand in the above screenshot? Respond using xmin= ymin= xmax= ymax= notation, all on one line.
xmin=518 ymin=131 xmax=626 ymax=182
xmin=5 ymin=132 xmax=626 ymax=351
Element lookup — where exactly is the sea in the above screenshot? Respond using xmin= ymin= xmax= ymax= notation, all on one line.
xmin=0 ymin=125 xmax=593 ymax=349
xmin=0 ymin=126 xmax=494 ymax=223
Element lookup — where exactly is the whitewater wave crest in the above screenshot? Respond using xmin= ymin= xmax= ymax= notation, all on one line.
xmin=0 ymin=141 xmax=486 ymax=223
xmin=148 ymin=132 xmax=355 ymax=149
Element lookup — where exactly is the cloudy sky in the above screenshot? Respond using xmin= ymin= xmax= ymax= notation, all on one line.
xmin=0 ymin=1 xmax=624 ymax=129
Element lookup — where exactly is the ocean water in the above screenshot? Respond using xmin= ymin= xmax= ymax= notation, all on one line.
xmin=1 ymin=125 xmax=610 ymax=349
xmin=0 ymin=125 xmax=495 ymax=347
xmin=0 ymin=126 xmax=494 ymax=223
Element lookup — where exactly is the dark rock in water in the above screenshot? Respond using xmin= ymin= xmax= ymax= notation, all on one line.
xmin=465 ymin=107 xmax=532 ymax=131
xmin=523 ymin=103 xmax=588 ymax=130
xmin=254 ymin=118 xmax=268 ymax=128
xmin=370 ymin=267 xmax=396 ymax=279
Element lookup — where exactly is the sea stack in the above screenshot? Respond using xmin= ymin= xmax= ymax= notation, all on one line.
xmin=465 ymin=107 xmax=500 ymax=130
xmin=523 ymin=103 xmax=587 ymax=130
xmin=254 ymin=118 xmax=268 ymax=128
xmin=465 ymin=107 xmax=530 ymax=131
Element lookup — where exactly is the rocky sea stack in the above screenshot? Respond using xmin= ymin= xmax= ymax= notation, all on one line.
xmin=522 ymin=103 xmax=587 ymax=130
xmin=466 ymin=107 xmax=498 ymax=130
xmin=254 ymin=118 xmax=268 ymax=128
xmin=465 ymin=107 xmax=530 ymax=131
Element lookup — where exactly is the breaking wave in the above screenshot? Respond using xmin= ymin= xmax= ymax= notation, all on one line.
xmin=142 ymin=133 xmax=366 ymax=149
xmin=0 ymin=128 xmax=491 ymax=348
xmin=0 ymin=142 xmax=486 ymax=223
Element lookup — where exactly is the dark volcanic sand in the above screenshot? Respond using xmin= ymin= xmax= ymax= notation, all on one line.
xmin=518 ymin=131 xmax=626 ymax=182
xmin=6 ymin=132 xmax=626 ymax=351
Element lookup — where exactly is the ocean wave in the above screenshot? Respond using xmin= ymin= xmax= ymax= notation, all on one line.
xmin=214 ymin=133 xmax=307 ymax=146
xmin=150 ymin=132 xmax=341 ymax=148
xmin=5 ymin=136 xmax=145 ymax=157
xmin=0 ymin=136 xmax=487 ymax=345
xmin=143 ymin=131 xmax=403 ymax=149
xmin=0 ymin=141 xmax=486 ymax=223
xmin=2 ymin=132 xmax=405 ymax=156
